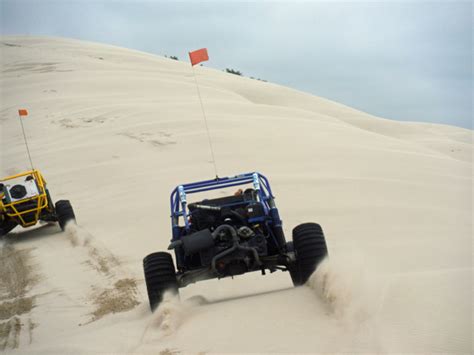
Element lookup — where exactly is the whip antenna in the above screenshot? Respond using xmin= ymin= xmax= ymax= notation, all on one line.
xmin=188 ymin=48 xmax=218 ymax=178
xmin=17 ymin=109 xmax=34 ymax=170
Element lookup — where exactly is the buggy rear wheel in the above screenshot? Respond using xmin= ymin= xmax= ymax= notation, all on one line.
xmin=55 ymin=200 xmax=76 ymax=230
xmin=143 ymin=252 xmax=179 ymax=311
xmin=290 ymin=223 xmax=328 ymax=286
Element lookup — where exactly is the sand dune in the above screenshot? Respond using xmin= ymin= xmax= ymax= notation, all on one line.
xmin=0 ymin=36 xmax=472 ymax=353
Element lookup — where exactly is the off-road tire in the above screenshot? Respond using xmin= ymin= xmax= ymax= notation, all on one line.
xmin=0 ymin=218 xmax=17 ymax=236
xmin=55 ymin=200 xmax=76 ymax=230
xmin=143 ymin=252 xmax=179 ymax=311
xmin=290 ymin=222 xmax=328 ymax=286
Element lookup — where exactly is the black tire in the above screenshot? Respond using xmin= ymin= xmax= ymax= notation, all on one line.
xmin=55 ymin=200 xmax=76 ymax=231
xmin=290 ymin=223 xmax=328 ymax=286
xmin=143 ymin=252 xmax=179 ymax=311
xmin=0 ymin=218 xmax=17 ymax=236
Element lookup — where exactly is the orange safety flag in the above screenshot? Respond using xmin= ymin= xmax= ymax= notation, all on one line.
xmin=18 ymin=109 xmax=28 ymax=116
xmin=189 ymin=48 xmax=209 ymax=66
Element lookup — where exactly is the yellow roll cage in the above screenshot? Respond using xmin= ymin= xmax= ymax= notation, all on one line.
xmin=0 ymin=169 xmax=50 ymax=227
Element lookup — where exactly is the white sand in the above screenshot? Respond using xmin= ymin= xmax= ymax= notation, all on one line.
xmin=0 ymin=36 xmax=472 ymax=354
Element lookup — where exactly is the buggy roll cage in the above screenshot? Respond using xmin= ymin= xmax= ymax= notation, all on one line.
xmin=0 ymin=169 xmax=49 ymax=227
xmin=170 ymin=172 xmax=278 ymax=239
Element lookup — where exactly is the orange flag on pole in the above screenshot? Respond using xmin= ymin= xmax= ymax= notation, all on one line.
xmin=189 ymin=48 xmax=209 ymax=66
xmin=18 ymin=109 xmax=28 ymax=117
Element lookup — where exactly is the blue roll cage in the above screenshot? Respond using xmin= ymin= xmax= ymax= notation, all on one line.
xmin=170 ymin=172 xmax=277 ymax=240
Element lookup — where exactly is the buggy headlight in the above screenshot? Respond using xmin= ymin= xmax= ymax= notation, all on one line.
xmin=9 ymin=185 xmax=27 ymax=199
xmin=6 ymin=180 xmax=40 ymax=202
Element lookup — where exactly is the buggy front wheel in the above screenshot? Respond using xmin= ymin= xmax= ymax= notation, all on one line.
xmin=0 ymin=218 xmax=17 ymax=236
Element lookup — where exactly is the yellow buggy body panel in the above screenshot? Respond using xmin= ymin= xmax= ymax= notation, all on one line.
xmin=0 ymin=169 xmax=51 ymax=227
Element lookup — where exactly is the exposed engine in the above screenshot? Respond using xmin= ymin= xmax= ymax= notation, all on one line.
xmin=169 ymin=191 xmax=274 ymax=277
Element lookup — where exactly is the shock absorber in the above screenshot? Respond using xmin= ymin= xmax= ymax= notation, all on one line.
xmin=268 ymin=197 xmax=286 ymax=249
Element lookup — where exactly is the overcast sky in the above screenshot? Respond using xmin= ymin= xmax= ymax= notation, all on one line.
xmin=1 ymin=0 xmax=472 ymax=128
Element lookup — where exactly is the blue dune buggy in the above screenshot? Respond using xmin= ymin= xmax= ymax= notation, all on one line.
xmin=143 ymin=172 xmax=328 ymax=310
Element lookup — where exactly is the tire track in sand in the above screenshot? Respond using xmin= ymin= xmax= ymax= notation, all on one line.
xmin=0 ymin=243 xmax=38 ymax=350
xmin=63 ymin=224 xmax=140 ymax=323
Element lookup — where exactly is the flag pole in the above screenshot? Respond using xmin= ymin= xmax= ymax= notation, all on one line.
xmin=17 ymin=109 xmax=34 ymax=171
xmin=190 ymin=58 xmax=219 ymax=178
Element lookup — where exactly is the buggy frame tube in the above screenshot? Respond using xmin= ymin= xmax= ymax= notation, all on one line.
xmin=170 ymin=172 xmax=274 ymax=232
xmin=0 ymin=170 xmax=49 ymax=227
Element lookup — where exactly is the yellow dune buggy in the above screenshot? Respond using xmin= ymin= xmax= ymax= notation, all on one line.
xmin=0 ymin=169 xmax=76 ymax=236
